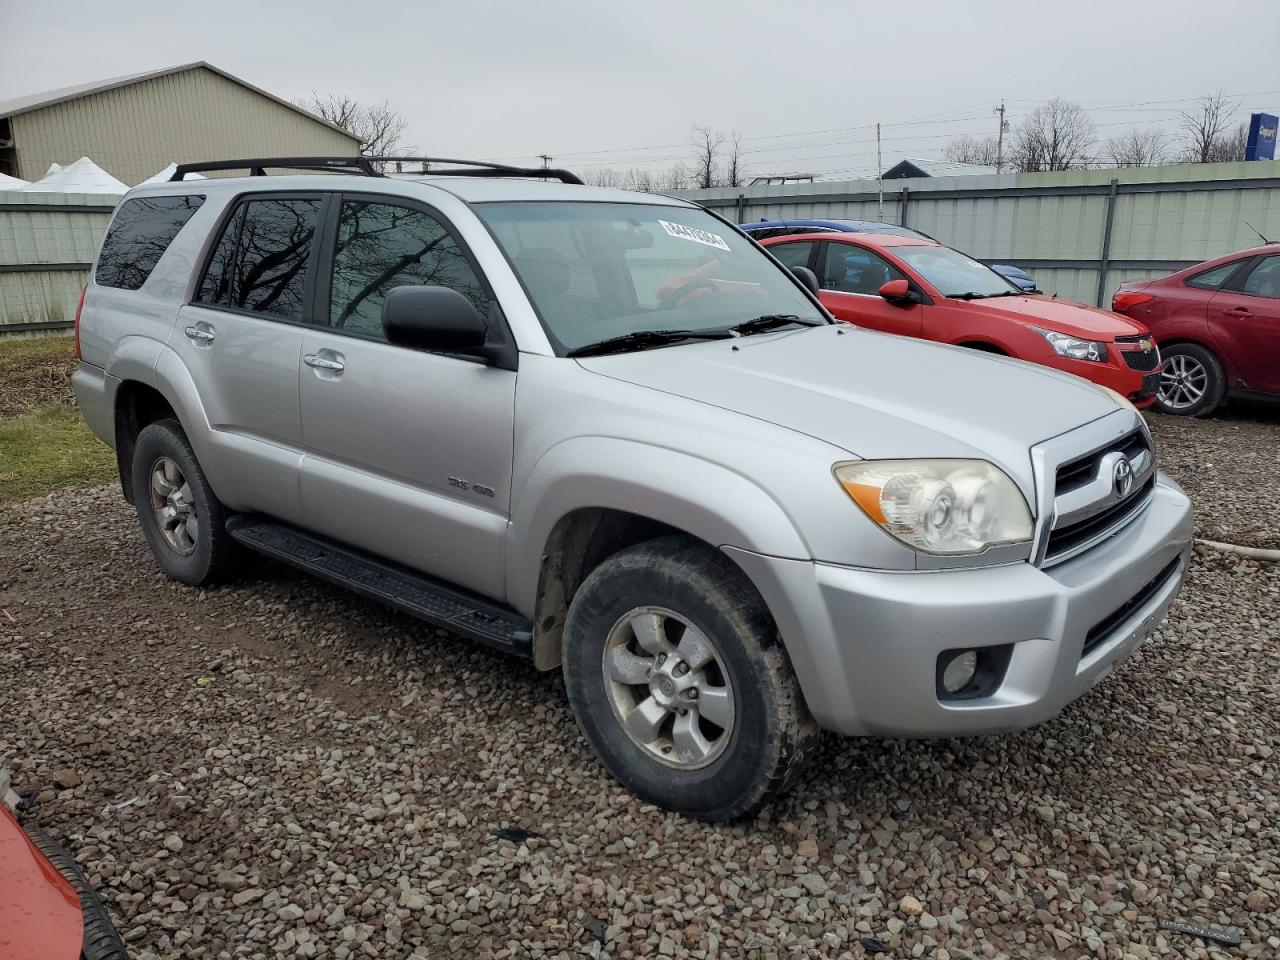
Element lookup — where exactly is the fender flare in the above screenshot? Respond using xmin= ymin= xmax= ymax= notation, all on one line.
xmin=507 ymin=436 xmax=810 ymax=616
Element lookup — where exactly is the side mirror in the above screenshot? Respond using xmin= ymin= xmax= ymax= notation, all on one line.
xmin=791 ymin=265 xmax=820 ymax=296
xmin=878 ymin=279 xmax=913 ymax=302
xmin=382 ymin=285 xmax=487 ymax=352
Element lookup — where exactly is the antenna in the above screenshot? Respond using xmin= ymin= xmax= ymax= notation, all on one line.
xmin=1244 ymin=220 xmax=1276 ymax=245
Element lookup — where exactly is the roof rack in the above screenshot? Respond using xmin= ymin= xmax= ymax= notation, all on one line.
xmin=170 ymin=156 xmax=583 ymax=185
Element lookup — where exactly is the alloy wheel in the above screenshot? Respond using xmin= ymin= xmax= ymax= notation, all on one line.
xmin=1159 ymin=354 xmax=1208 ymax=411
xmin=601 ymin=606 xmax=735 ymax=769
xmin=148 ymin=456 xmax=199 ymax=556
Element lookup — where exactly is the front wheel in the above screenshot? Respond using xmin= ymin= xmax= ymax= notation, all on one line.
xmin=1154 ymin=343 xmax=1225 ymax=417
xmin=562 ymin=537 xmax=818 ymax=821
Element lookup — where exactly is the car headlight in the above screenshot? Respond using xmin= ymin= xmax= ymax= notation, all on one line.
xmin=834 ymin=460 xmax=1033 ymax=555
xmin=1032 ymin=327 xmax=1108 ymax=363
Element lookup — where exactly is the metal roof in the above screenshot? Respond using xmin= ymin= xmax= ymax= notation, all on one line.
xmin=0 ymin=62 xmax=361 ymax=143
xmin=882 ymin=158 xmax=999 ymax=179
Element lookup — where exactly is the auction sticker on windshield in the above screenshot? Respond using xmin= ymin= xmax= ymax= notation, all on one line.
xmin=659 ymin=220 xmax=731 ymax=252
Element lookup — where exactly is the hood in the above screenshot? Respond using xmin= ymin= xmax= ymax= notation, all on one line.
xmin=963 ymin=294 xmax=1147 ymax=339
xmin=578 ymin=325 xmax=1122 ymax=497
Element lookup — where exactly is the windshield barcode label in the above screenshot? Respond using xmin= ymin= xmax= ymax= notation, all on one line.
xmin=659 ymin=220 xmax=730 ymax=252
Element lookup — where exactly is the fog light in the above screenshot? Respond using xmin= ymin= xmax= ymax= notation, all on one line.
xmin=942 ymin=650 xmax=978 ymax=693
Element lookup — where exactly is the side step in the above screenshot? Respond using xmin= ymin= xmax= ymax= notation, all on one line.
xmin=226 ymin=515 xmax=533 ymax=657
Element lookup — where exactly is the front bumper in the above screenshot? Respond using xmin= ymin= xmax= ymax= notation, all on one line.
xmin=1045 ymin=354 xmax=1160 ymax=408
xmin=725 ymin=472 xmax=1192 ymax=737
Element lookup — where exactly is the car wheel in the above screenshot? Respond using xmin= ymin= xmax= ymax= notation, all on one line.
xmin=131 ymin=418 xmax=235 ymax=584
xmin=25 ymin=825 xmax=129 ymax=960
xmin=1155 ymin=343 xmax=1225 ymax=417
xmin=562 ymin=536 xmax=819 ymax=821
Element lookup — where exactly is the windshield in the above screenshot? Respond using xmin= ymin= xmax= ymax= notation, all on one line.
xmin=475 ymin=202 xmax=826 ymax=353
xmin=892 ymin=245 xmax=1019 ymax=298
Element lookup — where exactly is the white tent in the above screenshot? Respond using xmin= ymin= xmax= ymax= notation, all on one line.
xmin=22 ymin=156 xmax=127 ymax=194
xmin=138 ymin=163 xmax=205 ymax=185
xmin=0 ymin=171 xmax=28 ymax=191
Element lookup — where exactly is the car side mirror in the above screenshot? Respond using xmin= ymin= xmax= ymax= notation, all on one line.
xmin=791 ymin=266 xmax=820 ymax=296
xmin=878 ymin=279 xmax=913 ymax=302
xmin=382 ymin=285 xmax=487 ymax=352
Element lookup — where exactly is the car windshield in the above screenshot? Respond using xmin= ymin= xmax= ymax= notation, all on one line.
xmin=893 ymin=245 xmax=1019 ymax=298
xmin=476 ymin=201 xmax=825 ymax=353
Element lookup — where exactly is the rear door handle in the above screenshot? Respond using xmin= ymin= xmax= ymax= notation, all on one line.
xmin=304 ymin=353 xmax=345 ymax=373
xmin=184 ymin=325 xmax=215 ymax=342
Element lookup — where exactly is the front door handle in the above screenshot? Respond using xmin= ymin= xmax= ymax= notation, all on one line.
xmin=304 ymin=353 xmax=345 ymax=373
xmin=184 ymin=325 xmax=215 ymax=343
xmin=1224 ymin=306 xmax=1253 ymax=317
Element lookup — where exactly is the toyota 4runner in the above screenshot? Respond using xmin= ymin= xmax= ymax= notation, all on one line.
xmin=73 ymin=156 xmax=1193 ymax=820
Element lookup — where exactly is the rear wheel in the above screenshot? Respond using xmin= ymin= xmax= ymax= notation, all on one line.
xmin=562 ymin=536 xmax=818 ymax=821
xmin=131 ymin=419 xmax=236 ymax=584
xmin=1155 ymin=343 xmax=1225 ymax=417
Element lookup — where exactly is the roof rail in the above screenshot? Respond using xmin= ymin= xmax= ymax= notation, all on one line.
xmin=170 ymin=156 xmax=584 ymax=185
xmin=369 ymin=156 xmax=584 ymax=185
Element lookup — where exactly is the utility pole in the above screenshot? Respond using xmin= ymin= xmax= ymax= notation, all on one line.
xmin=876 ymin=122 xmax=884 ymax=221
xmin=539 ymin=154 xmax=552 ymax=170
xmin=994 ymin=101 xmax=1009 ymax=173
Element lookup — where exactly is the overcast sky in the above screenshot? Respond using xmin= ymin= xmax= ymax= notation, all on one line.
xmin=4 ymin=0 xmax=1279 ymax=179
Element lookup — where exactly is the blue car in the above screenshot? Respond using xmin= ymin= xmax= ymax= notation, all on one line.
xmin=739 ymin=218 xmax=1037 ymax=291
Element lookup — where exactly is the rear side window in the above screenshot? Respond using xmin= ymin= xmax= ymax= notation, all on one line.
xmin=196 ymin=197 xmax=322 ymax=321
xmin=96 ymin=195 xmax=205 ymax=290
xmin=1185 ymin=262 xmax=1239 ymax=290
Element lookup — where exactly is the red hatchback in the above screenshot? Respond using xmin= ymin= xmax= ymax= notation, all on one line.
xmin=761 ymin=233 xmax=1161 ymax=406
xmin=1112 ymin=245 xmax=1280 ymax=416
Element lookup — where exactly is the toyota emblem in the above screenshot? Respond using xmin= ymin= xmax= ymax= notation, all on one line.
xmin=1113 ymin=457 xmax=1134 ymax=498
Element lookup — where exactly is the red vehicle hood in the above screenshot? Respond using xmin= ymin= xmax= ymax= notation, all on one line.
xmin=959 ymin=294 xmax=1147 ymax=340
xmin=0 ymin=807 xmax=83 ymax=960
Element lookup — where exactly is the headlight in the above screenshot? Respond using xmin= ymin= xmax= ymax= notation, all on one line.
xmin=1032 ymin=327 xmax=1108 ymax=363
xmin=834 ymin=459 xmax=1033 ymax=555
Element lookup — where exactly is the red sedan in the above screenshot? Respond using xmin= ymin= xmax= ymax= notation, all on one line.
xmin=1112 ymin=245 xmax=1280 ymax=416
xmin=761 ymin=233 xmax=1161 ymax=406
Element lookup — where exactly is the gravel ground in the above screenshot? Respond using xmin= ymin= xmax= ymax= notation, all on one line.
xmin=1146 ymin=404 xmax=1280 ymax=549
xmin=1 ymin=436 xmax=1277 ymax=959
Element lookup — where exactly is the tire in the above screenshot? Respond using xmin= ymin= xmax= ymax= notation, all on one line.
xmin=24 ymin=825 xmax=129 ymax=960
xmin=562 ymin=536 xmax=819 ymax=821
xmin=131 ymin=418 xmax=235 ymax=585
xmin=1154 ymin=343 xmax=1225 ymax=417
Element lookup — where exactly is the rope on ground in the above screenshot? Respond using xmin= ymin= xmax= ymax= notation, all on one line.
xmin=1196 ymin=538 xmax=1280 ymax=562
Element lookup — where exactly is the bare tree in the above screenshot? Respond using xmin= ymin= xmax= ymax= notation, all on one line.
xmin=724 ymin=130 xmax=747 ymax=187
xmin=299 ymin=92 xmax=408 ymax=157
xmin=1177 ymin=92 xmax=1240 ymax=163
xmin=1207 ymin=122 xmax=1249 ymax=163
xmin=1105 ymin=129 xmax=1169 ymax=167
xmin=1010 ymin=99 xmax=1096 ymax=172
xmin=690 ymin=124 xmax=724 ymax=189
xmin=943 ymin=134 xmax=1002 ymax=167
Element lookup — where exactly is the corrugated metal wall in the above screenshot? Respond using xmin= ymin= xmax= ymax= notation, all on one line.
xmin=11 ymin=66 xmax=359 ymax=186
xmin=681 ymin=160 xmax=1280 ymax=306
xmin=0 ymin=192 xmax=114 ymax=333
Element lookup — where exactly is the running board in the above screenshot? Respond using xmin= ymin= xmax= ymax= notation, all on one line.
xmin=226 ymin=516 xmax=533 ymax=657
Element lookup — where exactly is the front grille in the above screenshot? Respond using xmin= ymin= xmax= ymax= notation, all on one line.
xmin=1082 ymin=556 xmax=1180 ymax=658
xmin=1040 ymin=428 xmax=1156 ymax=565
xmin=1046 ymin=475 xmax=1155 ymax=559
xmin=1121 ymin=348 xmax=1160 ymax=372
xmin=1054 ymin=430 xmax=1149 ymax=496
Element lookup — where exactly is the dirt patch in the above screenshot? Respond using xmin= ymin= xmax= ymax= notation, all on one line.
xmin=0 ymin=334 xmax=78 ymax=417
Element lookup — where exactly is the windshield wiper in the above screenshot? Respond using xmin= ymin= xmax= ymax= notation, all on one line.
xmin=948 ymin=291 xmax=991 ymax=300
xmin=567 ymin=329 xmax=733 ymax=358
xmin=729 ymin=314 xmax=824 ymax=336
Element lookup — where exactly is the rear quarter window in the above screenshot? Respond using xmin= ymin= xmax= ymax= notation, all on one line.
xmin=95 ymin=195 xmax=206 ymax=290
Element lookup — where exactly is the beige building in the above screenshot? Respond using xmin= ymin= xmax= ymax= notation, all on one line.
xmin=0 ymin=61 xmax=361 ymax=185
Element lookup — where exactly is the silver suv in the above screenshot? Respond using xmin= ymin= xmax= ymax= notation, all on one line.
xmin=73 ymin=156 xmax=1193 ymax=820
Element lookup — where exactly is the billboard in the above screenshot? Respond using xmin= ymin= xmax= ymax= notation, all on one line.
xmin=1246 ymin=113 xmax=1278 ymax=162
